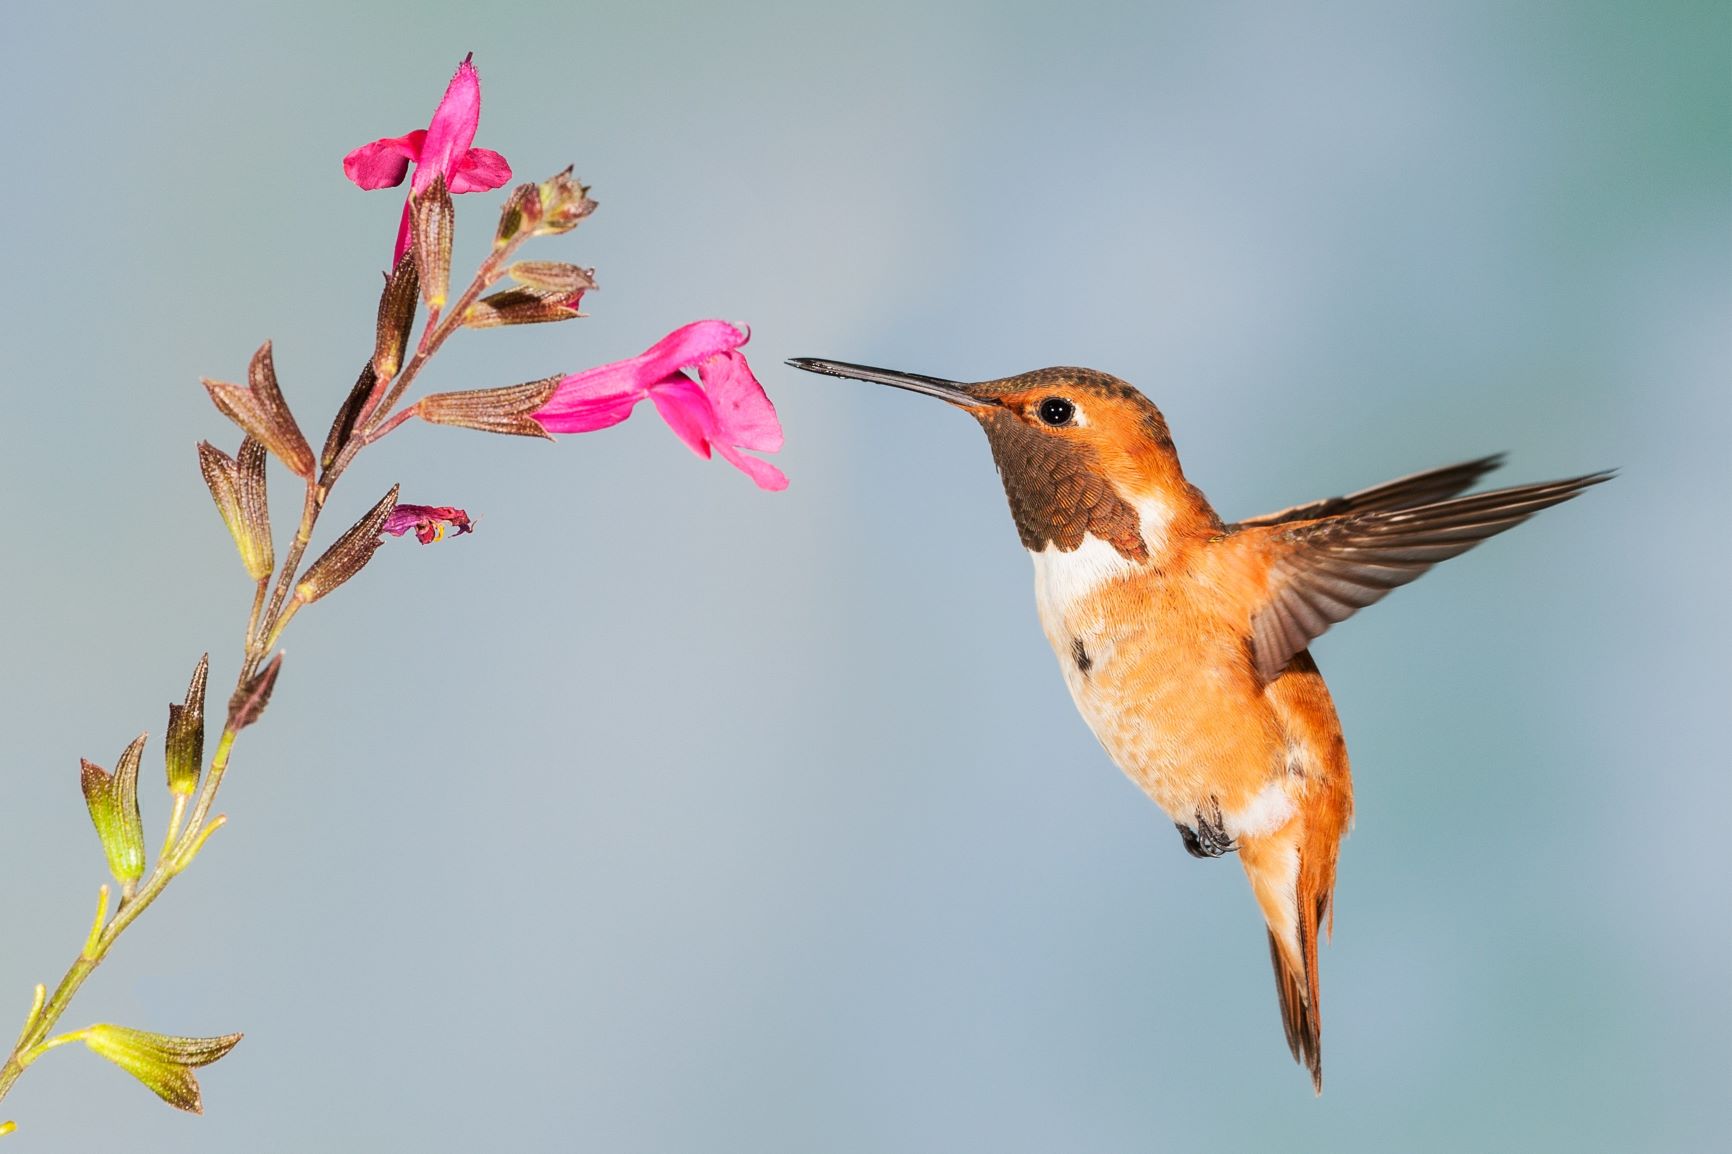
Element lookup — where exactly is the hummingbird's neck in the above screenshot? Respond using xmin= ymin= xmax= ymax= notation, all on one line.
xmin=979 ymin=409 xmax=1217 ymax=564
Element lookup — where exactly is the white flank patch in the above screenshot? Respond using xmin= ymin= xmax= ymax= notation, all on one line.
xmin=1227 ymin=780 xmax=1297 ymax=839
xmin=1026 ymin=494 xmax=1174 ymax=620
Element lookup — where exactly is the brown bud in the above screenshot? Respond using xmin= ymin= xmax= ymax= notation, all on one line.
xmin=508 ymin=261 xmax=597 ymax=295
xmin=461 ymin=287 xmax=584 ymax=329
xmin=535 ymin=167 xmax=597 ymax=236
xmin=197 ymin=441 xmax=272 ymax=580
xmin=495 ymin=182 xmax=543 ymax=249
xmin=227 ymin=652 xmax=283 ymax=732
xmin=165 ymin=655 xmax=209 ymax=799
xmin=322 ymin=362 xmax=377 ymax=473
xmin=411 ymin=174 xmax=455 ymax=310
xmin=418 ymin=377 xmax=560 ymax=439
xmin=374 ymin=250 xmax=420 ymax=380
xmin=295 ymin=485 xmax=399 ymax=604
xmin=202 ymin=342 xmax=315 ymax=478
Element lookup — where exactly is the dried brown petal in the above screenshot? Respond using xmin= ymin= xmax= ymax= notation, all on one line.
xmin=508 ymin=261 xmax=597 ymax=295
xmin=82 ymin=1024 xmax=243 ymax=1115
xmin=202 ymin=342 xmax=315 ymax=478
xmin=418 ymin=378 xmax=560 ymax=439
xmin=165 ymin=655 xmax=209 ymax=799
xmin=411 ymin=174 xmax=454 ymax=310
xmin=462 ymin=288 xmax=583 ymax=329
xmin=323 ymin=363 xmax=377 ymax=473
xmin=495 ymin=182 xmax=543 ymax=249
xmin=295 ymin=485 xmax=399 ymax=604
xmin=227 ymin=652 xmax=283 ymax=732
xmin=374 ymin=251 xmax=420 ymax=380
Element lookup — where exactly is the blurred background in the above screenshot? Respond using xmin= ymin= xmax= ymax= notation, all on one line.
xmin=0 ymin=1 xmax=1724 ymax=1150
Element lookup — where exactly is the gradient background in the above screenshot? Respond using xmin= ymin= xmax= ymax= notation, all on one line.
xmin=0 ymin=2 xmax=1725 ymax=1151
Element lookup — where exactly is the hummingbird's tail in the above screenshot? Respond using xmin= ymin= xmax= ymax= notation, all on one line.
xmin=1241 ymin=825 xmax=1335 ymax=1094
xmin=1242 ymin=650 xmax=1354 ymax=1094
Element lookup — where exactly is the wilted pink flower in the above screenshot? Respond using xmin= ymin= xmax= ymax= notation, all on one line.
xmin=382 ymin=504 xmax=474 ymax=545
xmin=531 ymin=321 xmax=787 ymax=490
xmin=342 ymin=54 xmax=513 ymax=263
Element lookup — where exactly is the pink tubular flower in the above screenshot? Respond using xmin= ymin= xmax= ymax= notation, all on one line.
xmin=531 ymin=321 xmax=787 ymax=490
xmin=342 ymin=54 xmax=513 ymax=263
xmin=382 ymin=505 xmax=474 ymax=545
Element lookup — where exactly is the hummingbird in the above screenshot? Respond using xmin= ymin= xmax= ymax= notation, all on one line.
xmin=788 ymin=356 xmax=1609 ymax=1092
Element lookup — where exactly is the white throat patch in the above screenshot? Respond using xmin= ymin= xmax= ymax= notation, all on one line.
xmin=1028 ymin=495 xmax=1172 ymax=618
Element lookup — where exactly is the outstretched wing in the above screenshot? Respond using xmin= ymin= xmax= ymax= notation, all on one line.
xmin=1234 ymin=454 xmax=1507 ymax=529
xmin=1245 ymin=471 xmax=1613 ymax=681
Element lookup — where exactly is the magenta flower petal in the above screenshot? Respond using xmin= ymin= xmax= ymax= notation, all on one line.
xmin=526 ymin=320 xmax=787 ymax=488
xmin=450 ymin=147 xmax=513 ymax=194
xmin=412 ymin=57 xmax=483 ymax=195
xmin=382 ymin=504 xmax=474 ymax=545
xmin=342 ymin=130 xmax=426 ymax=190
xmin=632 ymin=320 xmax=754 ymax=382
xmin=715 ymin=443 xmax=789 ymax=491
xmin=343 ymin=55 xmax=511 ymax=263
xmin=648 ymin=378 xmax=718 ymax=460
xmin=700 ymin=349 xmax=783 ymax=453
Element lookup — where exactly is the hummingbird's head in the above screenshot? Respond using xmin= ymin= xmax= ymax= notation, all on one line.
xmin=788 ymin=359 xmax=1209 ymax=562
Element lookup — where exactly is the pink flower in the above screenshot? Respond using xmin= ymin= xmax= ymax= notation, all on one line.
xmin=383 ymin=505 xmax=474 ymax=545
xmin=342 ymin=54 xmax=513 ymax=264
xmin=531 ymin=321 xmax=787 ymax=490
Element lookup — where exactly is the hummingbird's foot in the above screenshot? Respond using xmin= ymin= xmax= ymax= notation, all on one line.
xmin=1176 ymin=801 xmax=1236 ymax=858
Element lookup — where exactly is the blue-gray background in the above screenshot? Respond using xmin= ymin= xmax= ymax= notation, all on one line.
xmin=0 ymin=2 xmax=1724 ymax=1150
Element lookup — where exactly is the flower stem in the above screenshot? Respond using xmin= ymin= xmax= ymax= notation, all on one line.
xmin=0 ymin=228 xmax=510 ymax=1117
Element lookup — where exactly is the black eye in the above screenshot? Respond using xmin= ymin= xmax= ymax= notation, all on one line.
xmin=1037 ymin=397 xmax=1075 ymax=426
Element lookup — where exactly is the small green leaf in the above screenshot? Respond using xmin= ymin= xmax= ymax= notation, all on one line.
xmin=81 ymin=1024 xmax=243 ymax=1114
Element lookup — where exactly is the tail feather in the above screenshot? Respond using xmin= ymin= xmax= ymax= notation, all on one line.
xmin=1265 ymin=870 xmax=1330 ymax=1094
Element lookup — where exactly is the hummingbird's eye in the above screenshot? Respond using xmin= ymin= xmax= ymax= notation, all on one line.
xmin=1037 ymin=397 xmax=1076 ymax=427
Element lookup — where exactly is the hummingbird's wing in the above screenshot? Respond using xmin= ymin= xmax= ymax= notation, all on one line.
xmin=1232 ymin=454 xmax=1506 ymax=529
xmin=1244 ymin=471 xmax=1613 ymax=681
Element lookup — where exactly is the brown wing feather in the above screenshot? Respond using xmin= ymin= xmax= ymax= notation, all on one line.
xmin=1234 ymin=454 xmax=1507 ymax=529
xmin=1247 ymin=471 xmax=1612 ymax=681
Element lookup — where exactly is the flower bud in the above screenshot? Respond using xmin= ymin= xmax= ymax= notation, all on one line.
xmin=374 ymin=250 xmax=420 ymax=380
xmin=295 ymin=485 xmax=399 ymax=604
xmin=461 ymin=287 xmax=584 ymax=329
xmin=411 ymin=174 xmax=454 ymax=310
xmin=226 ymin=652 xmax=283 ymax=732
xmin=202 ymin=342 xmax=315 ymax=479
xmin=164 ymin=655 xmax=209 ymax=799
xmin=80 ymin=735 xmax=147 ymax=885
xmin=322 ymin=362 xmax=376 ymax=473
xmin=81 ymin=1023 xmax=243 ymax=1114
xmin=507 ymin=261 xmax=597 ymax=295
xmin=494 ymin=182 xmax=543 ymax=249
xmin=417 ymin=378 xmax=560 ymax=439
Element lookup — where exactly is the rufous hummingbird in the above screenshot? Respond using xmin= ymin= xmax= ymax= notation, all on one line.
xmin=788 ymin=356 xmax=1609 ymax=1093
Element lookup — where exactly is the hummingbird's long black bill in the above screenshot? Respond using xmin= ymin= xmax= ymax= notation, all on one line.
xmin=785 ymin=358 xmax=992 ymax=409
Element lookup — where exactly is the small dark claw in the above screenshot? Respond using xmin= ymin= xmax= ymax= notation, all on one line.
xmin=1177 ymin=799 xmax=1237 ymax=858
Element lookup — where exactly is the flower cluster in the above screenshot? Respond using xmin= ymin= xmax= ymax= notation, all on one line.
xmin=0 ymin=52 xmax=787 ymax=1138
xmin=343 ymin=54 xmax=787 ymax=519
